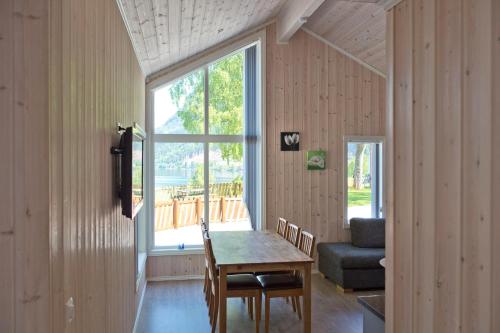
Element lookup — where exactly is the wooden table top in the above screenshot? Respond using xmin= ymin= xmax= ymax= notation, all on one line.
xmin=210 ymin=230 xmax=314 ymax=267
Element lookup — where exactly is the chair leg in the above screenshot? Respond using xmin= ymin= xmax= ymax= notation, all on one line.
xmin=265 ymin=295 xmax=270 ymax=333
xmin=295 ymin=296 xmax=302 ymax=320
xmin=249 ymin=297 xmax=254 ymax=320
xmin=247 ymin=297 xmax=251 ymax=318
xmin=255 ymin=292 xmax=262 ymax=333
xmin=291 ymin=296 xmax=297 ymax=313
xmin=203 ymin=268 xmax=208 ymax=293
xmin=212 ymin=293 xmax=219 ymax=333
xmin=208 ymin=293 xmax=213 ymax=324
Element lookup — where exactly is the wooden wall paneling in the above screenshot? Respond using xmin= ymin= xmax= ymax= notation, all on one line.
xmin=292 ymin=30 xmax=305 ymax=231
xmin=48 ymin=0 xmax=146 ymax=331
xmin=435 ymin=0 xmax=462 ymax=330
xmin=386 ymin=0 xmax=499 ymax=331
xmin=49 ymin=0 xmax=65 ymax=330
xmin=147 ymin=255 xmax=206 ymax=279
xmin=336 ymin=51 xmax=347 ymax=241
xmin=384 ymin=8 xmax=395 ymax=333
xmin=0 ymin=0 xmax=51 ymax=331
xmin=412 ymin=0 xmax=436 ymax=332
xmin=265 ymin=24 xmax=386 ymax=246
xmin=0 ymin=0 xmax=16 ymax=331
xmin=392 ymin=2 xmax=414 ymax=332
xmin=461 ymin=0 xmax=493 ymax=331
xmin=493 ymin=0 xmax=500 ymax=330
xmin=310 ymin=35 xmax=320 ymax=238
xmin=327 ymin=47 xmax=337 ymax=242
xmin=319 ymin=40 xmax=329 ymax=242
xmin=283 ymin=38 xmax=293 ymax=222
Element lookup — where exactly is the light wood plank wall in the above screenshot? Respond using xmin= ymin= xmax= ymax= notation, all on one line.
xmin=147 ymin=23 xmax=386 ymax=279
xmin=265 ymin=24 xmax=386 ymax=242
xmin=49 ymin=0 xmax=146 ymax=331
xmin=385 ymin=0 xmax=500 ymax=332
xmin=147 ymin=255 xmax=206 ymax=278
xmin=0 ymin=1 xmax=50 ymax=332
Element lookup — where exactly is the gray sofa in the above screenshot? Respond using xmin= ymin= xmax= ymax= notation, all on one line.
xmin=317 ymin=218 xmax=385 ymax=290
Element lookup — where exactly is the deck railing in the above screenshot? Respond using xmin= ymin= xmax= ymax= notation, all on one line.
xmin=154 ymin=183 xmax=247 ymax=231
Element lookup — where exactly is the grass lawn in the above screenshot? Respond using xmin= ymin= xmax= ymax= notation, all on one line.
xmin=348 ymin=187 xmax=372 ymax=207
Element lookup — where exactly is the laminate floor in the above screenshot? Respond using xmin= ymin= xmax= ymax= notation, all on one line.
xmin=136 ymin=274 xmax=383 ymax=333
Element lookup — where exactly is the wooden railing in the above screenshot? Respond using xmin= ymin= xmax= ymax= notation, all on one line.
xmin=155 ymin=182 xmax=243 ymax=202
xmin=154 ymin=196 xmax=248 ymax=231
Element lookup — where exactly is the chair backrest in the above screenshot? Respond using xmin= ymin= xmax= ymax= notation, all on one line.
xmin=203 ymin=233 xmax=218 ymax=292
xmin=298 ymin=230 xmax=316 ymax=258
xmin=276 ymin=217 xmax=288 ymax=237
xmin=285 ymin=223 xmax=301 ymax=246
xmin=200 ymin=218 xmax=208 ymax=236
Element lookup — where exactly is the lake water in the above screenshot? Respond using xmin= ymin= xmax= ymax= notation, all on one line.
xmin=155 ymin=168 xmax=242 ymax=188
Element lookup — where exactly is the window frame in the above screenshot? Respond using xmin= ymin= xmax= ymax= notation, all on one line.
xmin=145 ymin=30 xmax=266 ymax=255
xmin=343 ymin=136 xmax=385 ymax=228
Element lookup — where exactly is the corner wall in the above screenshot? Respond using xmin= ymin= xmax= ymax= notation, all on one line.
xmin=0 ymin=0 xmax=146 ymax=331
xmin=265 ymin=24 xmax=386 ymax=241
xmin=385 ymin=0 xmax=499 ymax=332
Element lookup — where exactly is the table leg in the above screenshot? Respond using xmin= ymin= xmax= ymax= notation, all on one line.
xmin=303 ymin=263 xmax=312 ymax=333
xmin=219 ymin=266 xmax=227 ymax=333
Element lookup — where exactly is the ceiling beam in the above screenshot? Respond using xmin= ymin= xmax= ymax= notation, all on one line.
xmin=276 ymin=0 xmax=325 ymax=43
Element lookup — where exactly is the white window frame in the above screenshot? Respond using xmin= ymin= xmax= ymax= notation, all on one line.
xmin=145 ymin=30 xmax=267 ymax=255
xmin=343 ymin=136 xmax=385 ymax=228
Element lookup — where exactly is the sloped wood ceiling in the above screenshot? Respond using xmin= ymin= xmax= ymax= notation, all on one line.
xmin=305 ymin=0 xmax=386 ymax=73
xmin=119 ymin=0 xmax=287 ymax=75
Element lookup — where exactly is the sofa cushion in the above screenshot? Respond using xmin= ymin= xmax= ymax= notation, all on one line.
xmin=317 ymin=243 xmax=385 ymax=269
xmin=350 ymin=218 xmax=385 ymax=248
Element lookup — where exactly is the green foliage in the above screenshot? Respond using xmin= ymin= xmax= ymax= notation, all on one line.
xmin=231 ymin=175 xmax=243 ymax=184
xmin=189 ymin=164 xmax=214 ymax=187
xmin=169 ymin=70 xmax=205 ymax=134
xmin=169 ymin=52 xmax=244 ymax=162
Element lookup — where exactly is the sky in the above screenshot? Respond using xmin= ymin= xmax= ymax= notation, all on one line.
xmin=154 ymin=83 xmax=177 ymax=130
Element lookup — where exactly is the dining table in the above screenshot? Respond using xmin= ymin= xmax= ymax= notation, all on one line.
xmin=210 ymin=230 xmax=315 ymax=333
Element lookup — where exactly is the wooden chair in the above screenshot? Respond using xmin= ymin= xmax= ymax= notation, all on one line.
xmin=201 ymin=219 xmax=210 ymax=305
xmin=291 ymin=230 xmax=316 ymax=317
xmin=276 ymin=217 xmax=288 ymax=237
xmin=203 ymin=234 xmax=262 ymax=333
xmin=285 ymin=223 xmax=301 ymax=246
xmin=257 ymin=230 xmax=315 ymax=333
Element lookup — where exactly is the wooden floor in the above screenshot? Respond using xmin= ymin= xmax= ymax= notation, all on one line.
xmin=136 ymin=274 xmax=383 ymax=333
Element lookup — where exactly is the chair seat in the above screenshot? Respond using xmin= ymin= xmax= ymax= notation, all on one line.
xmin=226 ymin=274 xmax=261 ymax=290
xmin=257 ymin=274 xmax=302 ymax=290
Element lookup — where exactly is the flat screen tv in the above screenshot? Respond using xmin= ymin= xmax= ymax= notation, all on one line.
xmin=121 ymin=123 xmax=146 ymax=219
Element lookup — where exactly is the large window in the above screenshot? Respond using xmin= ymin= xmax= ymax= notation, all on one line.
xmin=150 ymin=44 xmax=262 ymax=250
xmin=344 ymin=137 xmax=384 ymax=226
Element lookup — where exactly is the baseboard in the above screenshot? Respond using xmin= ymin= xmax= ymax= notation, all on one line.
xmin=147 ymin=274 xmax=205 ymax=282
xmin=132 ymin=279 xmax=147 ymax=333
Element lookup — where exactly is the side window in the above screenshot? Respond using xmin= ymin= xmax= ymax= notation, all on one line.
xmin=344 ymin=138 xmax=384 ymax=225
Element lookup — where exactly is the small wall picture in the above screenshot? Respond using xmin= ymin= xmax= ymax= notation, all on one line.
xmin=306 ymin=150 xmax=326 ymax=170
xmin=281 ymin=132 xmax=300 ymax=151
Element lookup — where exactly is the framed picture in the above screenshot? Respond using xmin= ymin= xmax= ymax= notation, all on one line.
xmin=281 ymin=132 xmax=300 ymax=151
xmin=306 ymin=150 xmax=326 ymax=170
